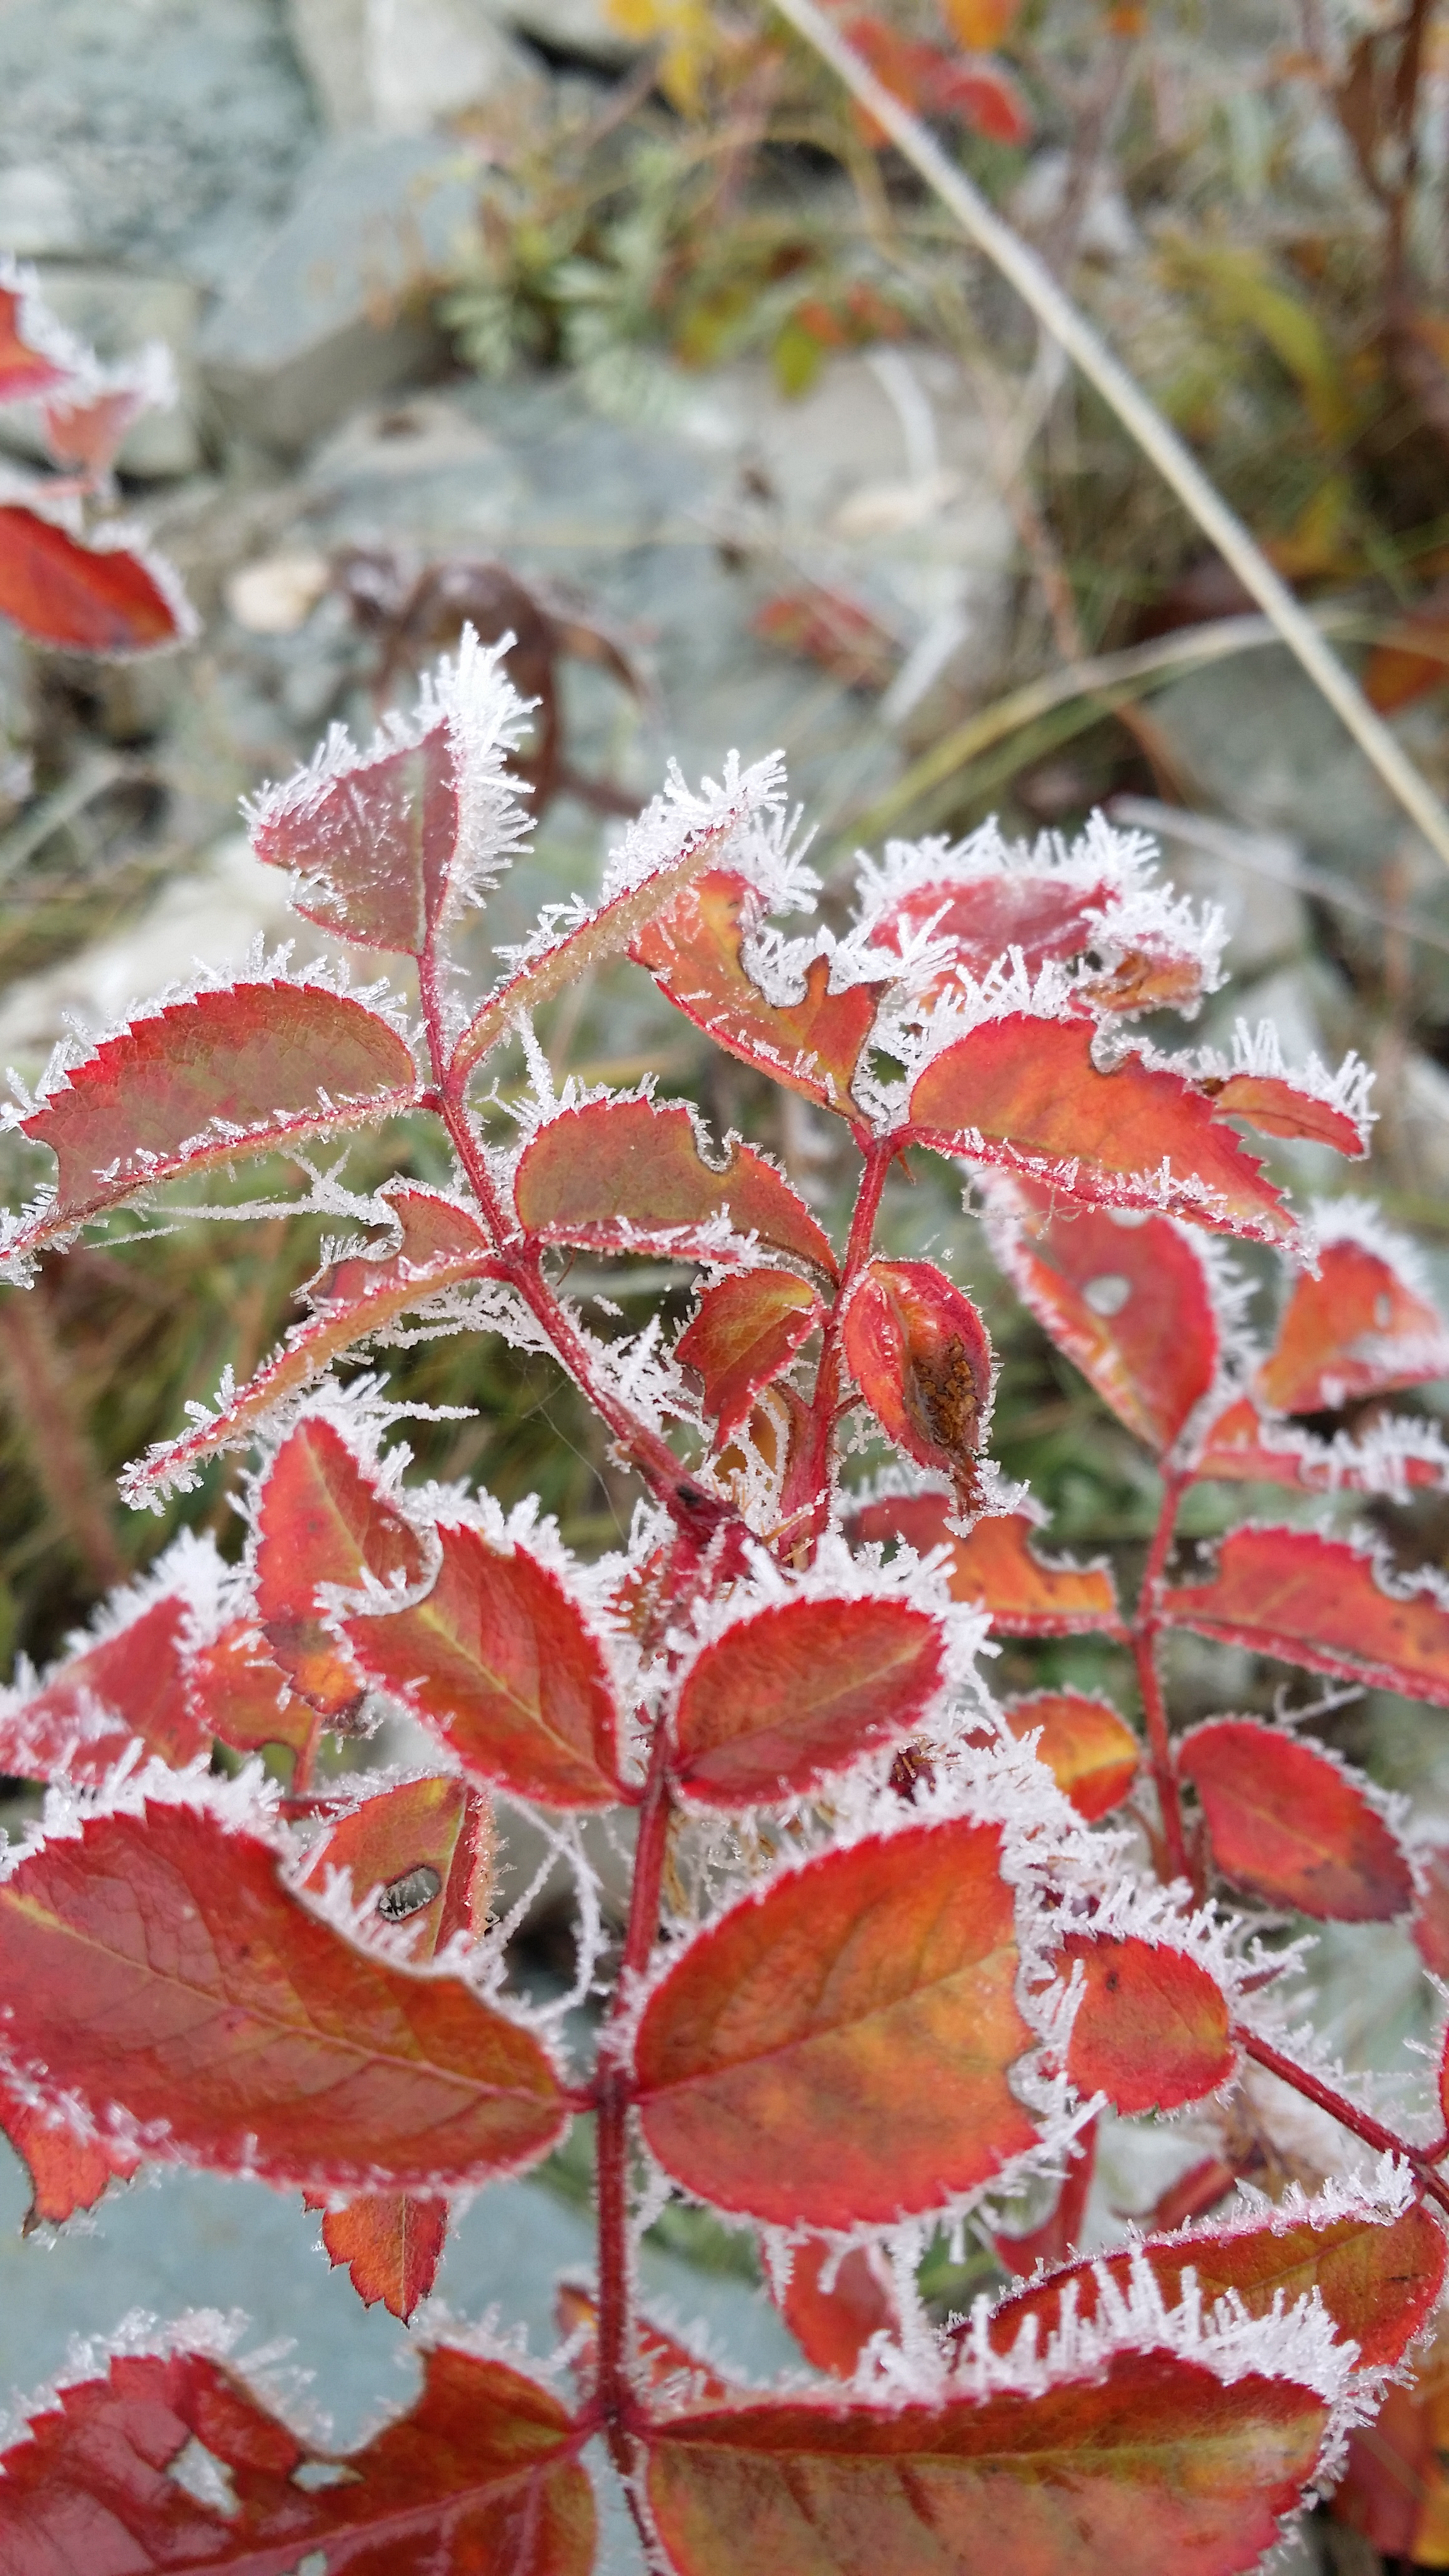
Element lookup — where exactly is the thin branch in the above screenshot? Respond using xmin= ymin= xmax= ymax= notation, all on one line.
xmin=769 ymin=0 xmax=1449 ymax=872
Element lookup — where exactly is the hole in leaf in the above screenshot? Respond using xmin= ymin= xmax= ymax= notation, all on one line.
xmin=166 ymin=2438 xmax=239 ymax=2517
xmin=377 ymin=1864 xmax=443 ymax=1923
xmin=291 ymin=2461 xmax=362 ymax=2492
xmin=1082 ymin=1274 xmax=1131 ymax=1318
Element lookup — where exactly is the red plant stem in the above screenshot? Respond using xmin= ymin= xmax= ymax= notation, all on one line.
xmin=797 ymin=1132 xmax=894 ymax=1548
xmin=1236 ymin=2028 xmax=1449 ymax=2219
xmin=1133 ymin=1471 xmax=1190 ymax=1883
xmin=418 ymin=946 xmax=734 ymax=1537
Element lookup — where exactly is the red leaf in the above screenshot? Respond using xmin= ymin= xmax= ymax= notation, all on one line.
xmin=185 ymin=1619 xmax=310 ymax=1757
xmin=0 ymin=1592 xmax=206 ymax=1785
xmin=775 ymin=2240 xmax=898 ymax=2376
xmin=13 ymin=983 xmax=420 ymax=1249
xmin=991 ymin=1185 xmax=1219 ymax=1452
xmin=872 ymin=870 xmax=1207 ymax=1017
xmin=255 ymin=1418 xmax=428 ymax=1720
xmin=634 ymin=1821 xmax=1037 ymax=2227
xmin=1256 ymin=1226 xmax=1449 ymax=1415
xmin=1179 ymin=1718 xmax=1412 ymax=1921
xmin=631 ymin=871 xmax=883 ymax=1117
xmin=0 ymin=276 xmax=74 ymax=403
xmin=925 ymin=49 xmax=1032 ymax=143
xmin=514 ymin=1095 xmax=838 ymax=1280
xmin=1162 ymin=1525 xmax=1449 ymax=1706
xmin=1414 ymin=1843 xmax=1449 ymax=1982
xmin=0 ymin=505 xmax=191 ymax=655
xmin=751 ymin=587 xmax=897 ymax=691
xmin=676 ymin=1270 xmax=821 ymax=1440
xmin=298 ymin=1771 xmax=493 ymax=1957
xmin=908 ymin=1015 xmax=1291 ymax=1241
xmin=128 ymin=1189 xmax=498 ymax=1501
xmin=988 ymin=2197 xmax=1445 ymax=2373
xmin=0 ymin=2075 xmax=139 ymax=2231
xmin=671 ymin=1595 xmax=945 ymax=1808
xmin=307 ymin=2189 xmax=449 ymax=2321
xmin=645 ymin=2353 xmax=1328 ymax=2576
xmin=1003 ymin=1691 xmax=1139 ymax=1820
xmin=253 ymin=720 xmax=461 ymax=956
xmin=1060 ymin=1932 xmax=1233 ymax=2113
xmin=344 ymin=1522 xmax=623 ymax=1808
xmin=849 ymin=1495 xmax=1123 ymax=1638
xmin=1333 ymin=2342 xmax=1449 ymax=2560
xmin=0 ymin=2341 xmax=595 ymax=2576
xmin=1203 ymin=1070 xmax=1368 ymax=1156
xmin=842 ymin=1258 xmax=992 ymax=1505
xmin=0 ymin=1800 xmax=566 ymax=2190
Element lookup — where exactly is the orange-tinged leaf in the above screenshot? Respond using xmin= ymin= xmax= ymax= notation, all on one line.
xmin=1179 ymin=1718 xmax=1412 ymax=1921
xmin=184 ymin=1618 xmax=310 ymax=1756
xmin=645 ymin=2353 xmax=1327 ymax=2576
xmin=0 ymin=2341 xmax=596 ymax=2576
xmin=253 ymin=720 xmax=459 ymax=955
xmin=1060 ymin=1933 xmax=1233 ymax=2113
xmin=1257 ymin=1228 xmax=1449 ymax=1415
xmin=514 ymin=1094 xmax=838 ymax=1280
xmin=299 ymin=1771 xmax=493 ymax=1957
xmin=1204 ymin=1071 xmax=1367 ymax=1156
xmin=1414 ymin=1844 xmax=1449 ymax=1982
xmin=307 ymin=2188 xmax=449 ymax=2320
xmin=0 ymin=2074 xmax=139 ymax=2231
xmin=677 ymin=1269 xmax=820 ymax=1440
xmin=775 ymin=2240 xmax=898 ymax=2377
xmin=842 ymin=1258 xmax=992 ymax=1505
xmin=0 ymin=505 xmax=192 ymax=656
xmin=0 ymin=1592 xmax=205 ymax=1785
xmin=751 ymin=587 xmax=897 ymax=691
xmin=1333 ymin=2338 xmax=1449 ymax=2562
xmin=992 ymin=1187 xmax=1218 ymax=1452
xmin=0 ymin=1800 xmax=566 ymax=2192
xmin=634 ymin=1821 xmax=1037 ymax=2227
xmin=1162 ymin=1525 xmax=1449 ymax=1706
xmin=631 ymin=871 xmax=882 ymax=1117
xmin=1364 ymin=592 xmax=1449 ymax=713
xmin=13 ymin=983 xmax=420 ymax=1249
xmin=0 ymin=277 xmax=72 ymax=403
xmin=988 ymin=2198 xmax=1445 ymax=2373
xmin=938 ymin=0 xmax=1020 ymax=50
xmin=1003 ymin=1691 xmax=1139 ymax=1820
xmin=874 ymin=870 xmax=1117 ymax=989
xmin=672 ymin=1595 xmax=945 ymax=1807
xmin=128 ymin=1189 xmax=497 ymax=1502
xmin=344 ymin=1522 xmax=622 ymax=1808
xmin=849 ymin=1495 xmax=1123 ymax=1638
xmin=254 ymin=1416 xmax=427 ymax=1719
xmin=909 ymin=1016 xmax=1291 ymax=1241
xmin=921 ymin=47 xmax=1032 ymax=142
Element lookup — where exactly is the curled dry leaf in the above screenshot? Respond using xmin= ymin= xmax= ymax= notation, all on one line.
xmin=645 ymin=2353 xmax=1327 ymax=2576
xmin=514 ymin=1094 xmax=838 ymax=1280
xmin=344 ymin=1521 xmax=623 ymax=1808
xmin=0 ymin=2343 xmax=596 ymax=2576
xmin=1058 ymin=1933 xmax=1235 ymax=2115
xmin=1257 ymin=1226 xmax=1449 ymax=1415
xmin=1179 ymin=1718 xmax=1413 ymax=1922
xmin=850 ymin=1493 xmax=1123 ymax=1637
xmin=255 ymin=1417 xmax=428 ymax=1720
xmin=1003 ymin=1690 xmax=1140 ymax=1821
xmin=909 ymin=1016 xmax=1293 ymax=1241
xmin=992 ymin=1186 xmax=1219 ymax=1454
xmin=676 ymin=1268 xmax=821 ymax=1441
xmin=0 ymin=1802 xmax=566 ymax=2191
xmin=842 ymin=1258 xmax=993 ymax=1506
xmin=671 ymin=1594 xmax=945 ymax=1807
xmin=13 ymin=985 xmax=420 ymax=1253
xmin=1162 ymin=1526 xmax=1449 ymax=1706
xmin=633 ymin=870 xmax=884 ymax=1117
xmin=634 ymin=1821 xmax=1037 ymax=2227
xmin=987 ymin=2198 xmax=1445 ymax=2374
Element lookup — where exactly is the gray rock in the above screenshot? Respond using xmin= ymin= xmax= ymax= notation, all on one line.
xmin=0 ymin=0 xmax=318 ymax=289
xmin=198 ymin=137 xmax=482 ymax=453
xmin=286 ymin=0 xmax=543 ymax=134
xmin=0 ymin=267 xmax=203 ymax=481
